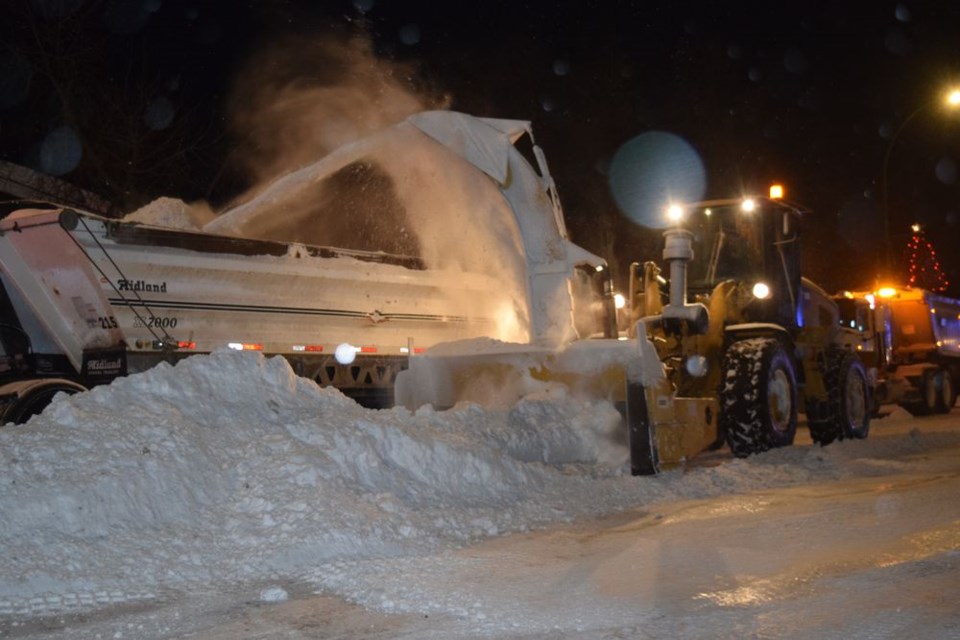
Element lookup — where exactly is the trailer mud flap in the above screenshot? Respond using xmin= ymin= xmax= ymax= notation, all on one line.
xmin=626 ymin=380 xmax=659 ymax=475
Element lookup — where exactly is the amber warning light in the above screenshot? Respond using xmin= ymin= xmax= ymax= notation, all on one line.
xmin=769 ymin=184 xmax=784 ymax=200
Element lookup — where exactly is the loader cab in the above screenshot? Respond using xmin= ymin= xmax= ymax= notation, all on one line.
xmin=684 ymin=195 xmax=802 ymax=329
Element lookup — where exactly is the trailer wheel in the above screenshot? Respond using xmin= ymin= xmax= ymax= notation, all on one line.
xmin=935 ymin=368 xmax=956 ymax=414
xmin=720 ymin=338 xmax=798 ymax=458
xmin=0 ymin=379 xmax=86 ymax=425
xmin=911 ymin=369 xmax=940 ymax=416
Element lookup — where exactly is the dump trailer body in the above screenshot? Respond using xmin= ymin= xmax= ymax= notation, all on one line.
xmin=887 ymin=290 xmax=960 ymax=361
xmin=0 ymin=204 xmax=516 ymax=410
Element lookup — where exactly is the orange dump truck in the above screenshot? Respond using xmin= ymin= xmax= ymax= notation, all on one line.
xmin=836 ymin=286 xmax=960 ymax=414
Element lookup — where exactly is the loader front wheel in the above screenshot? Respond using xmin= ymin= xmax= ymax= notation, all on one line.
xmin=720 ymin=338 xmax=798 ymax=458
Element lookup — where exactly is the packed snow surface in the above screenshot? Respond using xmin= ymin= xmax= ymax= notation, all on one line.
xmin=1 ymin=350 xmax=958 ymax=637
xmin=0 ymin=350 xmax=628 ymax=615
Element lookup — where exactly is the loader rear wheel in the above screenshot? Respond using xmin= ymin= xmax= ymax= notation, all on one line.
xmin=833 ymin=353 xmax=870 ymax=440
xmin=808 ymin=352 xmax=870 ymax=444
xmin=720 ymin=338 xmax=798 ymax=458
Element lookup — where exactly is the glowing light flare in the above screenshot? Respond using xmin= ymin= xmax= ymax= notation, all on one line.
xmin=666 ymin=203 xmax=685 ymax=223
xmin=741 ymin=198 xmax=757 ymax=213
xmin=227 ymin=342 xmax=263 ymax=351
xmin=614 ymin=293 xmax=626 ymax=310
xmin=400 ymin=347 xmax=427 ymax=354
xmin=334 ymin=343 xmax=359 ymax=365
xmin=877 ymin=287 xmax=898 ymax=298
xmin=608 ymin=131 xmax=707 ymax=229
xmin=769 ymin=184 xmax=784 ymax=199
xmin=685 ymin=354 xmax=709 ymax=377
xmin=752 ymin=282 xmax=771 ymax=299
xmin=947 ymin=89 xmax=960 ymax=107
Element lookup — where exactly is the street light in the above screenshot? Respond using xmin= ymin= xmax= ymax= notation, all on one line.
xmin=881 ymin=87 xmax=960 ymax=275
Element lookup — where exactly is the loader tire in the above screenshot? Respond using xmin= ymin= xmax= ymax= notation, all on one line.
xmin=720 ymin=338 xmax=798 ymax=458
xmin=807 ymin=352 xmax=870 ymax=444
xmin=833 ymin=353 xmax=870 ymax=440
xmin=935 ymin=368 xmax=956 ymax=414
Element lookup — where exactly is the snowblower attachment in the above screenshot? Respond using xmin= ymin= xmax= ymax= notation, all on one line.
xmin=396 ymin=218 xmax=724 ymax=475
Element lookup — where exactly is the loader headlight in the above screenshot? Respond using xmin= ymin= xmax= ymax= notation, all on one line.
xmin=666 ymin=203 xmax=685 ymax=223
xmin=752 ymin=282 xmax=771 ymax=299
xmin=685 ymin=354 xmax=709 ymax=378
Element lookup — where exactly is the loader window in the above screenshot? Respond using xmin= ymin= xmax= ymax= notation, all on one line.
xmin=686 ymin=205 xmax=765 ymax=290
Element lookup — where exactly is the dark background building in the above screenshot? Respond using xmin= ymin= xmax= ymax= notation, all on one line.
xmin=2 ymin=0 xmax=959 ymax=294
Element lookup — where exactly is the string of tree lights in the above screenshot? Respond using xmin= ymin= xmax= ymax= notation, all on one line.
xmin=905 ymin=223 xmax=950 ymax=292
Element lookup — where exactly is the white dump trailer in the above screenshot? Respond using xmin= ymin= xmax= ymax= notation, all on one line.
xmin=0 ymin=111 xmax=613 ymax=422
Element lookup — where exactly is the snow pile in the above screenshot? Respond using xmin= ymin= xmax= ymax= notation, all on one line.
xmin=0 ymin=351 xmax=626 ymax=615
xmin=123 ymin=197 xmax=215 ymax=230
xmin=1 ymin=351 xmax=958 ymax=621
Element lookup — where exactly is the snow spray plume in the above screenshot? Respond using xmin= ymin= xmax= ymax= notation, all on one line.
xmin=227 ymin=32 xmax=449 ymax=186
xmin=212 ymin=32 xmax=532 ymax=342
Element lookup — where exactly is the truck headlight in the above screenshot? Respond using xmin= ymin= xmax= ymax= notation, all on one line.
xmin=752 ymin=282 xmax=771 ymax=299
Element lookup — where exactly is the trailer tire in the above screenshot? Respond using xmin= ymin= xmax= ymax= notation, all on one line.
xmin=910 ymin=369 xmax=940 ymax=416
xmin=0 ymin=379 xmax=86 ymax=425
xmin=935 ymin=368 xmax=956 ymax=414
xmin=720 ymin=338 xmax=798 ymax=458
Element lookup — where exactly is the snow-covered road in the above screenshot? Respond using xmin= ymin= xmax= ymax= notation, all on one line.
xmin=2 ymin=351 xmax=959 ymax=639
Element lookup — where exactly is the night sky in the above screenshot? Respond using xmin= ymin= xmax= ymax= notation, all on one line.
xmin=2 ymin=0 xmax=960 ymax=295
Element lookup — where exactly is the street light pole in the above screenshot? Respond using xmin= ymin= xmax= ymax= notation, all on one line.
xmin=881 ymin=105 xmax=926 ymax=275
xmin=881 ymin=88 xmax=960 ymax=278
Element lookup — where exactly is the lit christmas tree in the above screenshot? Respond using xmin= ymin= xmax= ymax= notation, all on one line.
xmin=905 ymin=224 xmax=950 ymax=292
